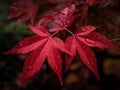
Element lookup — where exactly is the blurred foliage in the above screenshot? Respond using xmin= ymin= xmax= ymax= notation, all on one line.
xmin=0 ymin=0 xmax=33 ymax=35
xmin=0 ymin=0 xmax=120 ymax=40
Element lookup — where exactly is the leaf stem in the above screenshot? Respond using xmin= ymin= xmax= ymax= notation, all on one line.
xmin=110 ymin=38 xmax=120 ymax=41
xmin=51 ymin=31 xmax=59 ymax=37
xmin=50 ymin=28 xmax=75 ymax=37
xmin=64 ymin=28 xmax=74 ymax=36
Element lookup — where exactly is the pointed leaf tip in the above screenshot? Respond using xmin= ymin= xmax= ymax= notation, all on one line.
xmin=28 ymin=25 xmax=50 ymax=37
xmin=76 ymin=25 xmax=98 ymax=36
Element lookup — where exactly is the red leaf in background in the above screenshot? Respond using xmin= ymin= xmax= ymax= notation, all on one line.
xmin=3 ymin=25 xmax=71 ymax=86
xmin=7 ymin=0 xmax=39 ymax=25
xmin=38 ymin=4 xmax=80 ymax=32
xmin=65 ymin=25 xmax=119 ymax=80
xmin=87 ymin=0 xmax=103 ymax=6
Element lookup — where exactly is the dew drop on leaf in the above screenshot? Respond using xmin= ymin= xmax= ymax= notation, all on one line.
xmin=85 ymin=61 xmax=91 ymax=66
xmin=67 ymin=21 xmax=70 ymax=25
xmin=82 ymin=28 xmax=86 ymax=31
xmin=85 ymin=39 xmax=96 ymax=44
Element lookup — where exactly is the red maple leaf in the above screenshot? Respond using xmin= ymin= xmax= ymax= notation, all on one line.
xmin=38 ymin=4 xmax=80 ymax=32
xmin=65 ymin=25 xmax=119 ymax=80
xmin=7 ymin=0 xmax=39 ymax=25
xmin=3 ymin=25 xmax=71 ymax=86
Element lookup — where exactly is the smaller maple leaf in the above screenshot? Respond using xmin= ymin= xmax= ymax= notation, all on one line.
xmin=65 ymin=25 xmax=119 ymax=80
xmin=38 ymin=4 xmax=80 ymax=32
xmin=3 ymin=25 xmax=71 ymax=86
xmin=7 ymin=0 xmax=39 ymax=26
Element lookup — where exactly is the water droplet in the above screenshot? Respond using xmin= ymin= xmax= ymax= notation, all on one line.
xmin=85 ymin=39 xmax=96 ymax=44
xmin=67 ymin=21 xmax=70 ymax=25
xmin=82 ymin=28 xmax=86 ymax=31
xmin=86 ymin=61 xmax=90 ymax=65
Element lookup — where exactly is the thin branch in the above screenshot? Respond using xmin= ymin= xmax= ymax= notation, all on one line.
xmin=110 ymin=38 xmax=120 ymax=41
xmin=51 ymin=31 xmax=59 ymax=37
xmin=64 ymin=28 xmax=74 ymax=36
